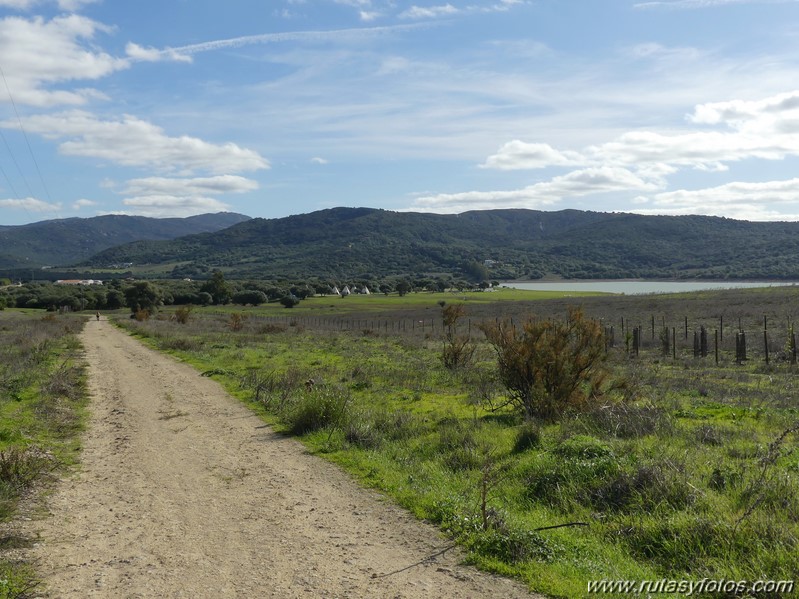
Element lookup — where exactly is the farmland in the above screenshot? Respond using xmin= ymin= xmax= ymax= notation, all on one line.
xmin=115 ymin=285 xmax=799 ymax=597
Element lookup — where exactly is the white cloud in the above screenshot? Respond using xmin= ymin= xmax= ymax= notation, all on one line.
xmin=410 ymin=167 xmax=658 ymax=213
xmin=0 ymin=0 xmax=99 ymax=8
xmin=160 ymin=23 xmax=426 ymax=59
xmin=0 ymin=197 xmax=61 ymax=211
xmin=480 ymin=90 xmax=799 ymax=176
xmin=400 ymin=4 xmax=459 ymax=19
xmin=121 ymin=175 xmax=259 ymax=197
xmin=635 ymin=0 xmax=797 ymax=8
xmin=481 ymin=140 xmax=583 ymax=170
xmin=71 ymin=198 xmax=96 ymax=210
xmin=121 ymin=195 xmax=232 ymax=218
xmin=310 ymin=157 xmax=329 ymax=164
xmin=57 ymin=0 xmax=100 ymax=10
xmin=0 ymin=15 xmax=128 ymax=107
xmin=6 ymin=111 xmax=270 ymax=175
xmin=125 ymin=42 xmax=192 ymax=64
xmin=434 ymin=89 xmax=799 ymax=217
xmin=0 ymin=0 xmax=37 ymax=8
xmin=110 ymin=176 xmax=256 ymax=218
xmin=635 ymin=178 xmax=799 ymax=221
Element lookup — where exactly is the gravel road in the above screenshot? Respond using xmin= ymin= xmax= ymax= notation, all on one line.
xmin=28 ymin=318 xmax=539 ymax=598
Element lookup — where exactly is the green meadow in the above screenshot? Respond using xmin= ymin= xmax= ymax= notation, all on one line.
xmin=117 ymin=287 xmax=799 ymax=598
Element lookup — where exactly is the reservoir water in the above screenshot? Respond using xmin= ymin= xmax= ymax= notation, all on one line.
xmin=505 ymin=280 xmax=798 ymax=295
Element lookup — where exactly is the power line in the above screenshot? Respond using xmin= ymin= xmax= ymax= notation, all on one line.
xmin=0 ymin=62 xmax=53 ymax=205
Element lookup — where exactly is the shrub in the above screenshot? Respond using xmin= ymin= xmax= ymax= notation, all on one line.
xmin=0 ymin=447 xmax=55 ymax=506
xmin=438 ymin=419 xmax=481 ymax=471
xmin=555 ymin=434 xmax=614 ymax=460
xmin=512 ymin=421 xmax=542 ymax=453
xmin=173 ymin=306 xmax=193 ymax=324
xmin=589 ymin=461 xmax=696 ymax=512
xmin=574 ymin=402 xmax=671 ymax=439
xmin=279 ymin=296 xmax=300 ymax=309
xmin=283 ymin=386 xmax=351 ymax=435
xmin=344 ymin=415 xmax=383 ymax=449
xmin=480 ymin=308 xmax=609 ymax=420
xmin=228 ymin=312 xmax=247 ymax=331
xmin=441 ymin=304 xmax=475 ymax=370
xmin=467 ymin=526 xmax=556 ymax=564
xmin=344 ymin=409 xmax=423 ymax=449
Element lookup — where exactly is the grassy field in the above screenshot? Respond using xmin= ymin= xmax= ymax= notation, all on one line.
xmin=0 ymin=310 xmax=88 ymax=597
xmin=117 ymin=288 xmax=799 ymax=598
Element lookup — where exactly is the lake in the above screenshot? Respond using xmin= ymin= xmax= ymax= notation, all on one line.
xmin=504 ymin=280 xmax=798 ymax=295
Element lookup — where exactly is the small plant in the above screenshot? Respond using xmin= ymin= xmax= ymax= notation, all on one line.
xmin=228 ymin=312 xmax=247 ymax=331
xmin=512 ymin=421 xmax=542 ymax=453
xmin=283 ymin=385 xmax=351 ymax=435
xmin=173 ymin=306 xmax=193 ymax=324
xmin=441 ymin=304 xmax=475 ymax=370
xmin=480 ymin=308 xmax=609 ymax=420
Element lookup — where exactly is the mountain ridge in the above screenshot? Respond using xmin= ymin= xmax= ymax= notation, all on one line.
xmin=77 ymin=207 xmax=799 ymax=281
xmin=0 ymin=212 xmax=251 ymax=269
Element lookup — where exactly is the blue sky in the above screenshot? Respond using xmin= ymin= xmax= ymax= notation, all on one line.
xmin=2 ymin=0 xmax=799 ymax=225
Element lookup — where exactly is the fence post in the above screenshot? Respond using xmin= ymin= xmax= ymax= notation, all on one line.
xmin=672 ymin=327 xmax=676 ymax=359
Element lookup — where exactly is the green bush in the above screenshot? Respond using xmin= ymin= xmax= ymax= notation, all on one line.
xmin=480 ymin=308 xmax=609 ymax=421
xmin=283 ymin=386 xmax=351 ymax=435
xmin=512 ymin=421 xmax=542 ymax=453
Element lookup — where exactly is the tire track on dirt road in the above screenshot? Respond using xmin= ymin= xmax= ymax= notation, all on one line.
xmin=28 ymin=318 xmax=539 ymax=598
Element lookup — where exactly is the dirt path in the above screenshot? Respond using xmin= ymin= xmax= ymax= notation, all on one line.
xmin=28 ymin=319 xmax=539 ymax=598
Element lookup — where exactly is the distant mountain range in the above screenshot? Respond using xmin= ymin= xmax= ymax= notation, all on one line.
xmin=0 ymin=212 xmax=251 ymax=269
xmin=72 ymin=207 xmax=799 ymax=281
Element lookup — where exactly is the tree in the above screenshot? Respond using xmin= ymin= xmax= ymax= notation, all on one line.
xmin=232 ymin=290 xmax=268 ymax=306
xmin=480 ymin=308 xmax=608 ymax=421
xmin=463 ymin=260 xmax=489 ymax=283
xmin=279 ymin=295 xmax=300 ymax=308
xmin=200 ymin=270 xmax=231 ymax=305
xmin=395 ymin=280 xmax=411 ymax=296
xmin=124 ymin=281 xmax=163 ymax=315
xmin=196 ymin=291 xmax=213 ymax=306
xmin=106 ymin=289 xmax=125 ymax=310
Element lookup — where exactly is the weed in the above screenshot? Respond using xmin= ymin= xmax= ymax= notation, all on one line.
xmin=282 ymin=386 xmax=351 ymax=435
xmin=0 ymin=560 xmax=40 ymax=598
xmin=512 ymin=421 xmax=541 ymax=453
xmin=0 ymin=447 xmax=56 ymax=519
xmin=228 ymin=312 xmax=248 ymax=331
xmin=572 ymin=402 xmax=671 ymax=439
xmin=173 ymin=306 xmax=193 ymax=324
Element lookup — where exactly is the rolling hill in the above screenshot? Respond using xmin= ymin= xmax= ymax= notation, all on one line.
xmin=0 ymin=212 xmax=251 ymax=269
xmin=77 ymin=207 xmax=799 ymax=281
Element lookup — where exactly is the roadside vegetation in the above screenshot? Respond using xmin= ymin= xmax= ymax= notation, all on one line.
xmin=0 ymin=311 xmax=88 ymax=598
xmin=116 ymin=286 xmax=799 ymax=598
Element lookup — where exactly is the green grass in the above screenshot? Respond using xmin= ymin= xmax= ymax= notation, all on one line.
xmin=116 ymin=289 xmax=799 ymax=598
xmin=193 ymin=287 xmax=607 ymax=317
xmin=0 ymin=310 xmax=89 ymax=596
